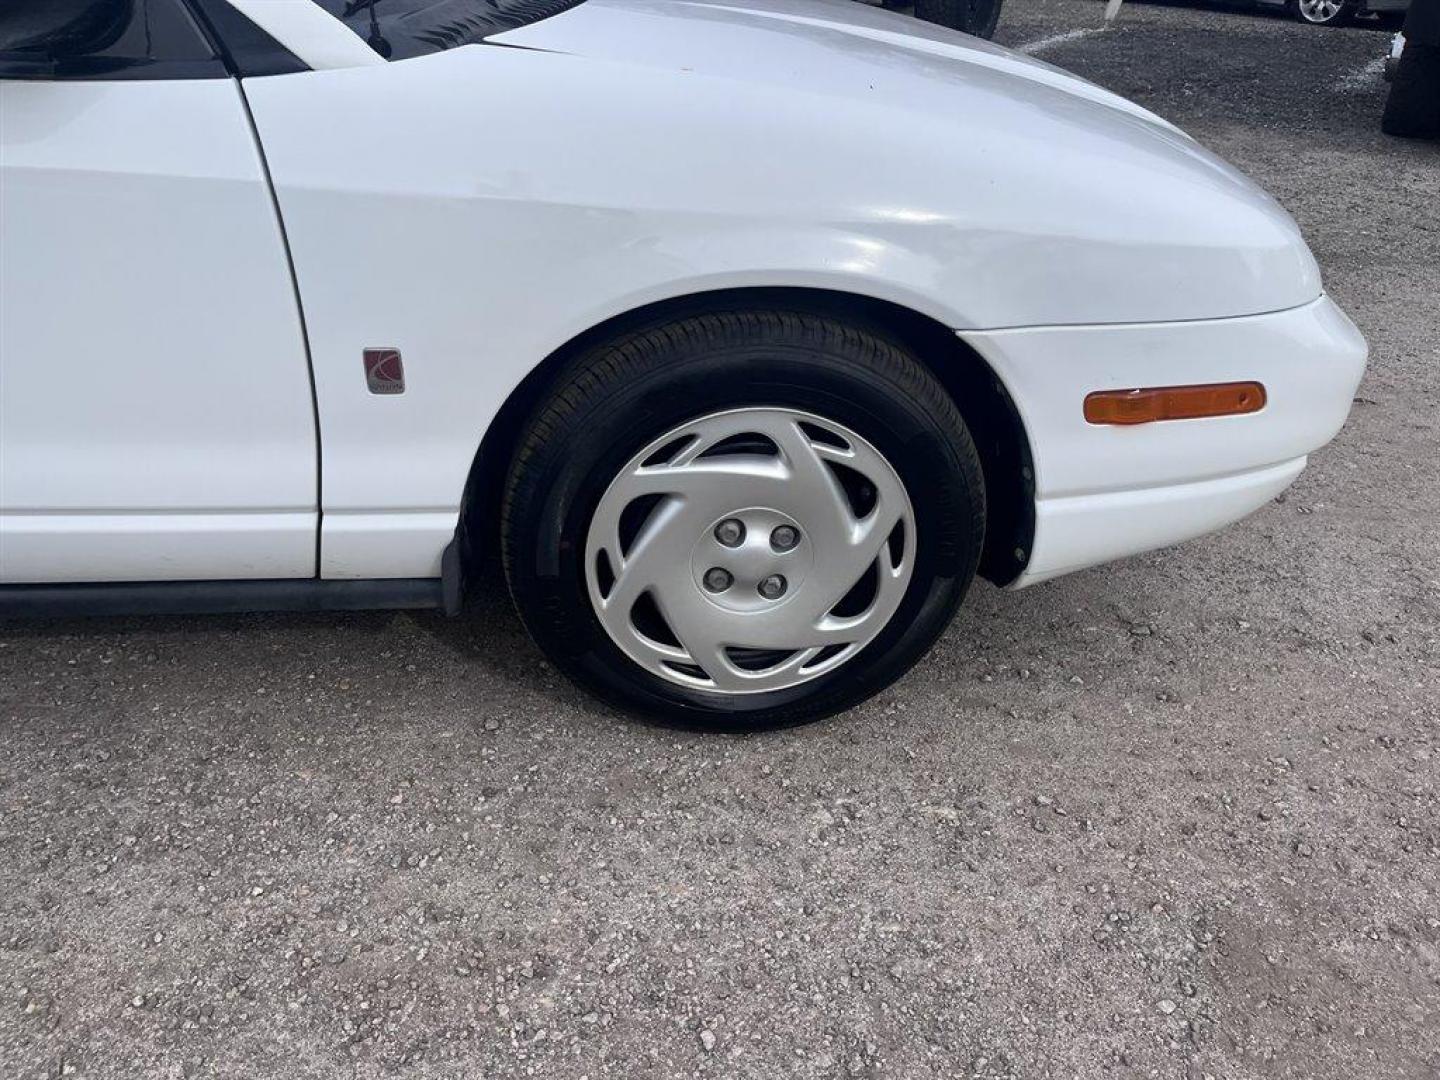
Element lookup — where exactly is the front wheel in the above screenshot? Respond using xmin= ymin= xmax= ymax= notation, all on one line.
xmin=500 ymin=311 xmax=986 ymax=731
xmin=1290 ymin=0 xmax=1355 ymax=26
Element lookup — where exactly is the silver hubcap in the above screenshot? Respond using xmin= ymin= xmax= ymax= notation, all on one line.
xmin=585 ymin=408 xmax=915 ymax=695
xmin=1298 ymin=0 xmax=1340 ymax=20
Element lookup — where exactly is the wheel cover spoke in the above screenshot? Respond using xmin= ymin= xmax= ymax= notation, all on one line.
xmin=585 ymin=408 xmax=917 ymax=695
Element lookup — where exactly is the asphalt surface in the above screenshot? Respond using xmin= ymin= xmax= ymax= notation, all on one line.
xmin=2 ymin=3 xmax=1438 ymax=1079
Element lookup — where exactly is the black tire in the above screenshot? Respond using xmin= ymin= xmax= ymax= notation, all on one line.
xmin=500 ymin=310 xmax=986 ymax=732
xmin=1288 ymin=0 xmax=1356 ymax=25
xmin=913 ymin=0 xmax=1004 ymax=39
xmin=1382 ymin=41 xmax=1440 ymax=139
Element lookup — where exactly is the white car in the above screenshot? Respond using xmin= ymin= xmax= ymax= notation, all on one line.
xmin=0 ymin=0 xmax=1365 ymax=728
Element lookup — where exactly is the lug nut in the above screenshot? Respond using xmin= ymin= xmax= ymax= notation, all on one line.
xmin=703 ymin=567 xmax=733 ymax=593
xmin=714 ymin=518 xmax=746 ymax=547
xmin=758 ymin=574 xmax=788 ymax=600
xmin=770 ymin=525 xmax=800 ymax=552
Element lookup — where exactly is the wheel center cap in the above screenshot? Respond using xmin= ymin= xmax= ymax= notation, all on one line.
xmin=690 ymin=508 xmax=812 ymax=614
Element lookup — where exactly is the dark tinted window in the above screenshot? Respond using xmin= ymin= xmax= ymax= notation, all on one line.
xmin=0 ymin=0 xmax=223 ymax=80
xmin=310 ymin=0 xmax=586 ymax=61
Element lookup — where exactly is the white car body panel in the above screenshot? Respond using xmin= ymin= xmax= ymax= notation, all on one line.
xmin=0 ymin=78 xmax=317 ymax=583
xmin=963 ymin=297 xmax=1366 ymax=500
xmin=0 ymin=0 xmax=1365 ymax=595
xmin=963 ymin=297 xmax=1366 ymax=584
xmin=321 ymin=511 xmax=460 ymax=580
xmin=489 ymin=0 xmax=1323 ymax=325
xmin=1 ymin=513 xmax=317 ymax=585
xmin=1022 ymin=459 xmax=1307 ymax=587
xmin=241 ymin=0 xmax=1334 ymax=580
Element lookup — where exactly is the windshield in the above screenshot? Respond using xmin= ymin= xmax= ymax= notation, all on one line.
xmin=311 ymin=0 xmax=587 ymax=60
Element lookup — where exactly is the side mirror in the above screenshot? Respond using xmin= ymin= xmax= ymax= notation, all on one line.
xmin=0 ymin=0 xmax=132 ymax=59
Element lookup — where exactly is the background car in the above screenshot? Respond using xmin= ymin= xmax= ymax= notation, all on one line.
xmin=1257 ymin=0 xmax=1407 ymax=27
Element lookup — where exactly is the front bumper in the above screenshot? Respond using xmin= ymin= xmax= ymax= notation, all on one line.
xmin=960 ymin=296 xmax=1368 ymax=587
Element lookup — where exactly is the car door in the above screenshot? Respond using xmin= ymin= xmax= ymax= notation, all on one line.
xmin=0 ymin=0 xmax=317 ymax=584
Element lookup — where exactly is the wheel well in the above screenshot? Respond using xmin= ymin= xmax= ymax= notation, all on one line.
xmin=457 ymin=288 xmax=1035 ymax=588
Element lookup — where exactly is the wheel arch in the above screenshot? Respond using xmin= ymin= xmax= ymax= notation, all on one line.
xmin=456 ymin=287 xmax=1035 ymax=591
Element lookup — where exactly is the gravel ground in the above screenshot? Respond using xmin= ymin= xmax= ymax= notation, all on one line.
xmin=2 ymin=4 xmax=1438 ymax=1079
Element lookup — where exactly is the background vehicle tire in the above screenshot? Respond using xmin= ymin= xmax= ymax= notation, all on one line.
xmin=501 ymin=310 xmax=986 ymax=731
xmin=913 ymin=0 xmax=1003 ymax=39
xmin=1289 ymin=0 xmax=1355 ymax=26
xmin=1382 ymin=40 xmax=1440 ymax=137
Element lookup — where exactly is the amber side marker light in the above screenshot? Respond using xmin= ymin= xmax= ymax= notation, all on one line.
xmin=1084 ymin=382 xmax=1267 ymax=426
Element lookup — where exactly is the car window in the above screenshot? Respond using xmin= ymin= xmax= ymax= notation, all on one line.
xmin=0 ymin=0 xmax=223 ymax=80
xmin=309 ymin=0 xmax=587 ymax=61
